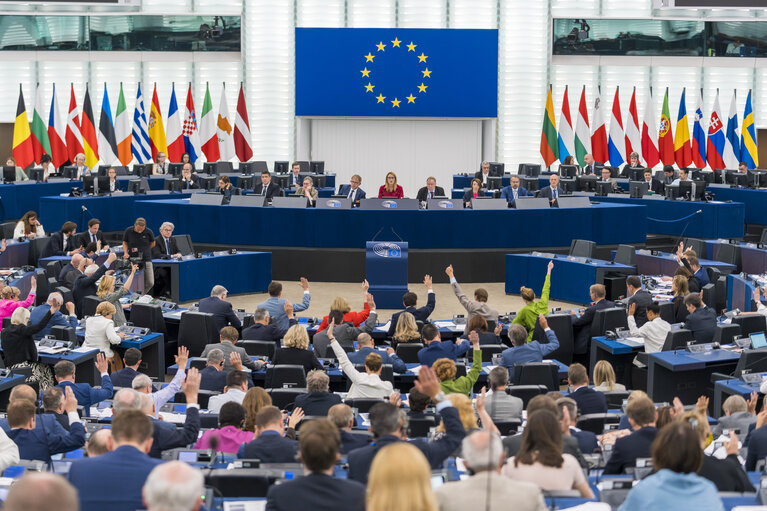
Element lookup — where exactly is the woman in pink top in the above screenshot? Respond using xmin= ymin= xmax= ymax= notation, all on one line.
xmin=194 ymin=402 xmax=254 ymax=453
xmin=0 ymin=276 xmax=36 ymax=330
xmin=378 ymin=171 xmax=404 ymax=199
xmin=462 ymin=178 xmax=483 ymax=208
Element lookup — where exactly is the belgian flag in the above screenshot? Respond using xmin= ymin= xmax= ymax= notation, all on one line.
xmin=12 ymin=85 xmax=34 ymax=170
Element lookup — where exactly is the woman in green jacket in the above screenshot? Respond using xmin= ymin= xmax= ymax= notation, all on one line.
xmin=432 ymin=331 xmax=481 ymax=396
xmin=513 ymin=260 xmax=554 ymax=343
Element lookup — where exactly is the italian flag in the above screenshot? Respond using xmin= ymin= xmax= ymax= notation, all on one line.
xmin=200 ymin=83 xmax=220 ymax=161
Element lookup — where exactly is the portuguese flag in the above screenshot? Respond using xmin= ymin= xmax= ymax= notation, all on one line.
xmin=659 ymin=87 xmax=675 ymax=166
xmin=540 ymin=84 xmax=558 ymax=167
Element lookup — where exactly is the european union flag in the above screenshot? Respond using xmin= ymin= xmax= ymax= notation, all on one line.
xmin=295 ymin=28 xmax=498 ymax=117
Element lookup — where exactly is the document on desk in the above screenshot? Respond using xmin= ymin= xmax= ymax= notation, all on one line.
xmin=374 ymin=321 xmax=391 ymax=333
xmin=158 ymin=412 xmax=187 ymax=424
xmin=224 ymin=502 xmax=266 ymax=511
xmin=621 ymin=338 xmax=645 ymax=347
xmin=36 ymin=346 xmax=69 ymax=354
xmin=432 ymin=321 xmax=457 ymax=329
xmin=71 ymin=346 xmax=98 ymax=354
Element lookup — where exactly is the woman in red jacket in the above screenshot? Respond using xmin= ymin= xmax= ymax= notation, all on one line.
xmin=378 ymin=172 xmax=404 ymax=198
xmin=316 ymin=280 xmax=372 ymax=332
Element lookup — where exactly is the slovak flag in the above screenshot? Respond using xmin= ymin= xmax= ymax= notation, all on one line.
xmin=706 ymin=91 xmax=725 ymax=170
xmin=183 ymin=84 xmax=203 ymax=163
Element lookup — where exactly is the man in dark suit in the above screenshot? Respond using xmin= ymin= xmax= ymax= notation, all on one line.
xmin=500 ymin=175 xmax=529 ymax=204
xmin=338 ymin=174 xmax=366 ymax=206
xmin=416 ymin=176 xmax=446 ymax=202
xmin=40 ymin=221 xmax=80 ymax=259
xmin=662 ymin=164 xmax=676 ymax=187
xmin=78 ymin=218 xmax=106 ymax=248
xmin=567 ymin=363 xmax=607 ymax=415
xmin=642 ymin=168 xmax=663 ymax=194
xmin=348 ymin=333 xmax=407 ymax=373
xmin=500 ymin=316 xmax=560 ymax=381
xmin=538 ymin=174 xmax=565 ymax=206
xmin=198 ymin=285 xmax=242 ymax=331
xmin=200 ymin=349 xmax=229 ymax=392
xmin=603 ymin=396 xmax=658 ymax=474
xmin=266 ymin=418 xmax=365 ymax=511
xmin=109 ymin=348 xmax=143 ymax=388
xmin=242 ymin=306 xmax=296 ymax=343
xmin=73 ymin=251 xmax=117 ymax=316
xmin=238 ymin=405 xmax=299 ymax=461
xmin=682 ymin=292 xmax=717 ymax=344
xmin=328 ymin=404 xmax=371 ymax=454
xmin=29 ymin=292 xmax=78 ymax=341
xmin=179 ymin=163 xmax=199 ymax=189
xmin=294 ymin=370 xmax=342 ymax=416
xmin=474 ymin=161 xmax=491 ymax=186
xmin=42 ymin=387 xmax=71 ymax=431
xmin=151 ymin=221 xmax=181 ymax=259
xmin=582 ymin=154 xmax=602 ymax=175
xmin=67 ymin=409 xmax=163 ymax=511
xmin=746 ymin=414 xmax=767 ymax=470
xmin=146 ymin=367 xmax=201 ymax=458
xmin=386 ymin=275 xmax=435 ymax=336
xmin=417 ymin=323 xmax=471 ymax=367
xmin=254 ymin=169 xmax=282 ymax=199
xmin=58 ymin=253 xmax=83 ymax=287
xmin=347 ymin=366 xmax=466 ymax=484
xmin=558 ymin=397 xmax=599 ymax=454
xmin=55 ymin=355 xmax=114 ymax=410
xmin=624 ymin=275 xmax=653 ymax=327
xmin=571 ymin=284 xmax=615 ymax=364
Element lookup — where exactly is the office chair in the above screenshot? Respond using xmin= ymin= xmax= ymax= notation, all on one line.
xmin=266 ymin=365 xmax=307 ymax=389
xmin=506 ymin=385 xmax=547 ymax=407
xmin=658 ymin=302 xmax=676 ymax=324
xmin=34 ymin=268 xmax=49 ymax=306
xmin=614 ymin=245 xmax=637 ymax=266
xmin=395 ymin=343 xmax=423 ymax=363
xmin=205 ymin=470 xmax=273 ymax=498
xmin=661 ymin=329 xmax=694 ymax=350
xmin=478 ymin=344 xmax=504 ymax=362
xmin=732 ymin=315 xmax=767 ymax=337
xmin=178 ymin=312 xmax=219 ymax=357
xmin=82 ymin=296 xmax=101 ymax=318
xmin=569 ymin=239 xmax=596 ymax=258
xmin=174 ymin=389 xmax=219 ymax=410
xmin=408 ymin=415 xmax=437 ymax=438
xmin=267 ymin=388 xmax=307 ymax=409
xmin=712 ymin=324 xmax=741 ymax=345
xmin=576 ymin=413 xmax=621 ymax=435
xmin=603 ymin=390 xmax=631 ymax=409
xmin=236 ymin=340 xmax=275 ymax=359
xmin=344 ymin=398 xmax=386 ymax=413
xmin=533 ymin=313 xmax=574 ymax=365
xmin=513 ymin=363 xmax=559 ymax=390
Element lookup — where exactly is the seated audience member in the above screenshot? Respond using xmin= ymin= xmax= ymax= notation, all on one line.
xmin=328 ymin=403 xmax=371 ymax=454
xmin=338 ymin=174 xmax=366 ymax=205
xmin=618 ymin=421 xmax=724 ymax=511
xmin=682 ymin=292 xmax=717 ymax=344
xmin=603 ymin=396 xmax=657 ymax=474
xmin=502 ymin=410 xmax=594 ymax=498
xmin=387 ymin=275 xmax=435 ymax=337
xmin=5 ymin=156 xmax=28 ymax=181
xmin=1 ymin=304 xmax=55 ymax=388
xmin=4 ymin=472 xmax=78 ymax=511
xmin=582 ymin=153 xmax=601 ymax=175
xmin=257 ymin=279 xmax=311 ymax=332
xmin=625 ymin=275 xmax=653 ymax=327
xmin=680 ymin=251 xmax=710 ymax=288
xmin=500 ymin=317 xmax=560 ymax=381
xmin=407 ymin=388 xmax=433 ymax=420
xmin=55 ymin=355 xmax=113 ymax=409
xmin=378 ymin=171 xmax=404 ymax=198
xmin=485 ymin=366 xmax=523 ymax=423
xmin=557 ymin=397 xmax=598 ymax=454
xmin=179 ymin=163 xmax=199 ymax=189
xmin=198 ymin=285 xmax=242 ymax=331
xmin=620 ymin=151 xmax=642 ymax=176
xmin=218 ymin=175 xmax=235 ymax=204
xmin=194 ymin=402 xmax=254 ymax=453
xmin=109 ymin=348 xmax=143 ymax=388
xmin=58 ymin=252 xmax=84 ymax=287
xmin=712 ymin=394 xmax=756 ymax=439
xmin=68 ymin=410 xmax=163 ymax=511
xmin=348 ymin=333 xmax=407 ymax=374
xmin=40 ymin=221 xmax=80 ymax=259
xmin=571 ymin=284 xmax=614 ymax=363
xmin=460 ymin=315 xmax=502 ymax=344
xmin=316 ymin=282 xmax=372 ymax=332
xmin=293 ymin=176 xmax=318 ymax=205
xmin=514 ymin=261 xmax=553 ymax=342
xmin=367 ymin=442 xmax=437 ymax=511
xmin=242 ymin=387 xmax=272 ymax=432
xmin=273 ymin=324 xmax=323 ymax=373
xmin=538 ymin=174 xmax=564 ymax=205
xmin=238 ymin=405 xmax=299 ymax=462
xmin=330 ymin=322 xmax=393 ymax=399
xmin=132 ymin=347 xmax=188 ymax=414
xmin=663 ymin=165 xmax=677 ymax=186
xmin=200 ymin=349 xmax=233 ymax=392
xmin=753 ymin=287 xmax=767 ymax=317
xmin=567 ymin=363 xmax=606 ymax=415
xmin=446 ymin=264 xmax=499 ymax=334
xmin=202 ymin=326 xmax=261 ymax=371
xmin=287 ymin=161 xmax=302 ymax=188
xmin=42 ymin=387 xmax=70 ymax=430
xmin=500 ymin=175 xmax=530 ymax=203
xmin=462 ymin=178 xmax=483 ymax=207
xmin=627 ymin=301 xmax=672 ymax=365
xmin=85 ymin=428 xmax=110 ymax=458
xmin=73 ymin=251 xmax=117 ymax=316
xmin=294 ymin=370 xmax=342 ymax=416
xmin=593 ymin=360 xmax=626 ymax=392
xmin=146 ymin=368 xmax=201 ymax=458
xmin=13 ymin=210 xmax=45 ymax=239
xmin=475 ymin=161 xmax=491 ymax=185
xmin=599 ymin=166 xmax=618 ymax=191
xmin=391 ymin=311 xmax=421 ymax=348
xmin=241 ymin=305 xmax=296 ymax=343
xmin=83 ymin=301 xmax=127 ymax=371
xmin=312 ymin=294 xmax=377 ymax=353
xmin=96 ymin=263 xmax=137 ymax=327
xmin=346 ymin=366 xmax=466 ymax=484
xmin=0 ymin=277 xmax=37 ymax=327
xmin=266 ymin=419 xmax=366 ymax=511
xmin=253 ymin=169 xmax=282 ymax=199
xmin=29 ymin=292 xmax=77 ymax=341
xmin=79 ymin=218 xmax=106 ymax=248
xmin=433 ymin=331 xmax=482 ymax=396
xmin=641 ymin=167 xmax=663 ymax=194
xmin=153 ymin=152 xmax=169 ymax=174
xmin=418 ymin=324 xmax=469 ymax=367
xmin=207 ymin=370 xmax=249 ymax=414
xmin=416 ymin=176 xmax=445 ymax=203
xmin=435 ymin=431 xmax=546 ymax=511
xmin=142 ymin=461 xmax=205 ymax=511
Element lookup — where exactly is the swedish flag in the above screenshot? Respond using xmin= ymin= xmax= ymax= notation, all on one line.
xmin=741 ymin=90 xmax=758 ymax=169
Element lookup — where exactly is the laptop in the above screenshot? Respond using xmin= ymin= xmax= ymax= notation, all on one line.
xmin=750 ymin=332 xmax=767 ymax=349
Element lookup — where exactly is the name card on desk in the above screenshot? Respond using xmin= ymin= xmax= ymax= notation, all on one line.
xmin=71 ymin=346 xmax=98 ymax=354
xmin=224 ymin=501 xmax=267 ymax=511
xmin=374 ymin=321 xmax=391 ymax=333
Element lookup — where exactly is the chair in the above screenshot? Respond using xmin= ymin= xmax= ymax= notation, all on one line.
xmin=178 ymin=312 xmax=219 ymax=357
xmin=715 ymin=242 xmax=741 ymax=269
xmin=707 ymin=266 xmax=722 ymax=287
xmin=0 ymin=221 xmax=15 ymax=240
xmin=494 ymin=420 xmax=522 ymax=436
xmin=205 ymin=470 xmax=273 ymax=498
xmin=576 ymin=413 xmax=621 ymax=435
xmin=188 ymin=358 xmax=207 ymax=370
xmin=603 ymin=390 xmax=631 ymax=409
xmin=34 ymin=269 xmax=49 ymax=306
xmin=352 ymin=364 xmax=393 ymax=383
xmin=236 ymin=340 xmax=275 ymax=359
xmin=662 ymin=329 xmax=693 ymax=351
xmin=55 ymin=287 xmax=73 ymax=307
xmin=344 ymin=398 xmax=386 ymax=413
xmin=172 ymin=234 xmax=194 ymax=256
xmin=513 ymin=363 xmax=559 ymax=390
xmin=591 ymin=308 xmax=628 ymax=338
xmin=174 ymin=389 xmax=219 ymax=410
xmin=569 ymin=239 xmax=595 ymax=258
xmin=267 ymin=388 xmax=306 ymax=409
xmin=614 ymin=245 xmax=637 ymax=266
xmin=534 ymin=313 xmax=575 ymax=365
xmin=761 ymin=227 xmax=767 ymax=245
xmin=658 ymin=301 xmax=675 ymax=324
xmin=506 ymin=385 xmax=547 ymax=407
xmin=478 ymin=344 xmax=504 ymax=362
xmin=265 ymin=365 xmax=306 ymax=389
xmin=732 ymin=315 xmax=767 ymax=337
xmin=82 ymin=295 xmax=101 ymax=318
xmin=713 ymin=324 xmax=741 ymax=345
xmin=701 ymin=283 xmax=715 ymax=311
xmin=130 ymin=303 xmax=167 ymax=334
xmin=200 ymin=414 xmax=219 ymax=429
xmin=408 ymin=415 xmax=437 ymax=438
xmin=395 ymin=343 xmax=423 ymax=363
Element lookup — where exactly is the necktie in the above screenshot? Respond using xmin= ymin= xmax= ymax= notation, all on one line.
xmin=513 ymin=189 xmax=518 ymax=201
xmin=554 ymin=189 xmax=558 ymax=200
xmin=165 ymin=238 xmax=170 ymax=255
xmin=91 ymin=233 xmax=96 ymax=243
xmin=262 ymin=185 xmax=266 ymax=196
xmin=350 ymin=189 xmax=355 ymax=202
xmin=429 ymin=191 xmax=433 ymax=199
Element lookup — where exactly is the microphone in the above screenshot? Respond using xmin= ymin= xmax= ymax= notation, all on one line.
xmin=81 ymin=205 xmax=88 ymax=212
xmin=207 ymin=434 xmax=220 ymax=469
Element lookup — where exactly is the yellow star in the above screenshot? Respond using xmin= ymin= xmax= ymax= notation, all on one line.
xmin=406 ymin=94 xmax=416 ymax=103
xmin=421 ymin=68 xmax=432 ymax=78
xmin=376 ymin=41 xmax=386 ymax=52
xmin=417 ymin=83 xmax=428 ymax=93
xmin=406 ymin=41 xmax=417 ymax=52
xmin=364 ymin=82 xmax=375 ymax=93
xmin=391 ymin=98 xmax=401 ymax=108
xmin=391 ymin=37 xmax=401 ymax=47
xmin=364 ymin=53 xmax=375 ymax=62
xmin=360 ymin=67 xmax=371 ymax=77
xmin=376 ymin=93 xmax=386 ymax=103
xmin=417 ymin=52 xmax=428 ymax=63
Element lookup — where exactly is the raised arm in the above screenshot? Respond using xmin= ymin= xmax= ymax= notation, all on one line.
xmin=539 ymin=261 xmax=553 ymax=310
xmin=328 ymin=319 xmax=362 ymax=384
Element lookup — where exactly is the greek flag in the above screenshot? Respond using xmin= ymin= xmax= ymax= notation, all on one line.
xmin=131 ymin=83 xmax=152 ymax=163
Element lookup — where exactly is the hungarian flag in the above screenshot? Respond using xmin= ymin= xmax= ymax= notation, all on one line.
xmin=692 ymin=89 xmax=707 ymax=169
xmin=607 ymin=86 xmax=624 ymax=166
xmin=217 ymin=85 xmax=235 ymax=161
xmin=625 ymin=87 xmax=641 ymax=160
xmin=539 ymin=85 xmax=558 ymax=167
xmin=658 ymin=88 xmax=674 ymax=165
xmin=557 ymin=85 xmax=574 ymax=164
xmin=31 ymin=84 xmax=51 ymax=164
xmin=234 ymin=83 xmax=253 ymax=162
xmin=47 ymin=84 xmax=68 ymax=169
xmin=65 ymin=84 xmax=83 ymax=163
xmin=97 ymin=84 xmax=119 ymax=165
xmin=147 ymin=84 xmax=168 ymax=160
xmin=641 ymin=89 xmax=660 ymax=168
xmin=115 ymin=83 xmax=132 ymax=165
xmin=673 ymin=88 xmax=692 ymax=168
xmin=12 ymin=86 xmax=34 ymax=170
xmin=166 ymin=84 xmax=184 ymax=162
xmin=574 ymin=86 xmax=591 ymax=167
xmin=591 ymin=89 xmax=608 ymax=163
xmin=200 ymin=83 xmax=219 ymax=161
xmin=183 ymin=83 xmax=203 ymax=163
xmin=706 ymin=91 xmax=726 ymax=170
xmin=81 ymin=85 xmax=99 ymax=170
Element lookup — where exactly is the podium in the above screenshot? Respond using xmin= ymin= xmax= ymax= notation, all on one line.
xmin=366 ymin=241 xmax=408 ymax=309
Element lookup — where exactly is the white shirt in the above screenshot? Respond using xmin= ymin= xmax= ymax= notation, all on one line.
xmin=756 ymin=301 xmax=767 ymax=318
xmin=83 ymin=315 xmax=122 ymax=358
xmin=207 ymin=387 xmax=246 ymax=414
xmin=330 ymin=341 xmax=393 ymax=399
xmin=627 ymin=316 xmax=672 ymax=360
xmin=0 ymin=428 xmax=19 ymax=472
xmin=13 ymin=222 xmax=45 ymax=239
xmin=348 ymin=187 xmax=357 ymax=202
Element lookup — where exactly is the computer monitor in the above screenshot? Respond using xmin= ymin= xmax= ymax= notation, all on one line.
xmin=629 ymin=181 xmax=649 ymax=198
xmin=751 ymin=332 xmax=767 ymax=350
xmin=167 ymin=163 xmax=184 ymax=176
xmin=628 ymin=167 xmax=645 ymax=181
xmin=734 ymin=349 xmax=767 ymax=377
xmin=2 ymin=166 xmax=15 ymax=183
xmin=595 ymin=180 xmax=612 ymax=197
xmin=274 ymin=161 xmax=289 ymax=174
xmin=82 ymin=175 xmax=96 ymax=194
xmin=132 ymin=163 xmax=153 ymax=177
xmin=520 ymin=176 xmax=539 ymax=192
xmin=725 ymin=171 xmax=748 ymax=187
xmin=199 ymin=176 xmax=218 ymax=190
xmin=558 ymin=165 xmax=578 ymax=178
xmin=577 ymin=175 xmax=597 ymax=192
xmin=309 ymin=161 xmax=325 ymax=174
xmin=560 ymin=178 xmax=576 ymax=194
xmin=749 ymin=170 xmax=767 ymax=188
xmin=61 ymin=165 xmax=77 ymax=179
xmin=94 ymin=175 xmax=111 ymax=194
xmin=489 ymin=162 xmax=504 ymax=177
xmin=237 ymin=176 xmax=255 ymax=190
xmin=239 ymin=162 xmax=256 ymax=175
xmin=127 ymin=178 xmax=149 ymax=194
xmin=164 ymin=178 xmax=182 ymax=192
xmin=517 ymin=163 xmax=540 ymax=177
xmin=202 ymin=162 xmax=218 ymax=175
xmin=678 ymin=180 xmax=705 ymax=201
xmin=665 ymin=185 xmax=680 ymax=200
xmin=486 ymin=176 xmax=502 ymax=190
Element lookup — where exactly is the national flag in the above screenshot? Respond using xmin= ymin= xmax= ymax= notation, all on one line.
xmin=673 ymin=88 xmax=692 ymax=168
xmin=12 ymin=86 xmax=34 ymax=170
xmin=539 ymin=85 xmax=558 ymax=167
xmin=234 ymin=83 xmax=253 ymax=162
xmin=97 ymin=83 xmax=118 ymax=165
xmin=81 ymin=85 xmax=99 ymax=170
xmin=741 ymin=89 xmax=758 ymax=169
xmin=147 ymin=84 xmax=168 ymax=160
xmin=131 ymin=84 xmax=152 ymax=164
xmin=658 ymin=88 xmax=674 ymax=165
xmin=607 ymin=86 xmax=625 ymax=166
xmin=115 ymin=83 xmax=132 ymax=166
xmin=182 ymin=83 xmax=203 ymax=163
xmin=591 ymin=88 xmax=608 ymax=163
xmin=217 ymin=85 xmax=235 ymax=161
xmin=706 ymin=91 xmax=726 ymax=170
xmin=166 ymin=84 xmax=184 ymax=162
xmin=65 ymin=84 xmax=83 ymax=163
xmin=31 ymin=84 xmax=51 ymax=164
xmin=625 ymin=87 xmax=641 ymax=161
xmin=692 ymin=89 xmax=706 ymax=169
xmin=723 ymin=92 xmax=740 ymax=169
xmin=574 ymin=86 xmax=591 ymax=167
xmin=641 ymin=88 xmax=660 ymax=168
xmin=47 ymin=84 xmax=68 ymax=169
xmin=199 ymin=83 xmax=219 ymax=161
xmin=557 ymin=86 xmax=574 ymax=164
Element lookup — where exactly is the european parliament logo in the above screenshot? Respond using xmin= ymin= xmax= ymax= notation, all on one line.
xmin=372 ymin=242 xmax=402 ymax=258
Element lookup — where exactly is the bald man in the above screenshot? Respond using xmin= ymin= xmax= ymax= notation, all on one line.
xmin=4 ymin=472 xmax=78 ymax=511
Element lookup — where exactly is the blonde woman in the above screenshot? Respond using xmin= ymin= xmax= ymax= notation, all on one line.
xmin=96 ymin=262 xmax=138 ymax=327
xmin=593 ymin=360 xmax=626 ymax=392
xmin=272 ymin=324 xmax=323 ymax=373
xmin=672 ymin=274 xmax=690 ymax=322
xmin=1 ymin=305 xmax=56 ymax=389
xmin=242 ymin=387 xmax=272 ymax=432
xmin=83 ymin=301 xmax=127 ymax=371
xmin=0 ymin=276 xmax=36 ymax=329
xmin=378 ymin=171 xmax=404 ymax=199
xmin=316 ymin=280 xmax=371 ymax=332
xmin=392 ymin=311 xmax=420 ymax=348
xmin=367 ymin=442 xmax=438 ymax=511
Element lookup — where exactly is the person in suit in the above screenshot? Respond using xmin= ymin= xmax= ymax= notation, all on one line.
xmin=485 ymin=366 xmax=523 ymax=423
xmin=624 ymin=275 xmax=653 ymax=327
xmin=73 ymin=251 xmax=117 ymax=317
xmin=132 ymin=348 xmax=189 ymax=416
xmin=254 ymin=169 xmax=282 ymax=199
xmin=28 ymin=292 xmax=78 ymax=341
xmin=571 ymin=284 xmax=614 ymax=364
xmin=109 ymin=348 xmax=143 ymax=388
xmin=416 ymin=176 xmax=446 ymax=203
xmin=417 ymin=323 xmax=471 ymax=367
xmin=680 ymin=251 xmax=710 ymax=288
xmin=218 ymin=175 xmax=235 ymax=204
xmin=143 ymin=461 xmax=205 ymax=511
xmin=4 ymin=472 xmax=78 ymax=511
xmin=621 ymin=151 xmax=643 ymax=177
xmin=199 ymin=349 xmax=232 ymax=392
xmin=567 ymin=363 xmax=607 ymax=415
xmin=599 ymin=166 xmax=618 ymax=192
xmin=435 ymin=430 xmax=545 ymax=511
xmin=257 ymin=279 xmax=311 ymax=332
xmin=58 ymin=253 xmax=83 ymax=287
xmin=55 ymin=355 xmax=114 ymax=409
xmin=582 ymin=153 xmax=602 ymax=175
xmin=294 ymin=370 xmax=343 ymax=416
xmin=500 ymin=316 xmax=560 ymax=381
xmin=386 ymin=275 xmax=435 ymax=337
xmin=338 ymin=174 xmax=366 ymax=206
xmin=287 ymin=161 xmax=302 ymax=188
xmin=67 ymin=409 xmax=163 ymax=511
xmin=682 ymin=292 xmax=717 ymax=344
xmin=662 ymin=164 xmax=676 ymax=187
xmin=346 ymin=365 xmax=466 ymax=484
xmin=179 ymin=163 xmax=199 ymax=189
xmin=347 ymin=333 xmax=407 ymax=374
xmin=328 ymin=404 xmax=371 ymax=454
xmin=238 ymin=405 xmax=299 ymax=461
xmin=474 ymin=161 xmax=491 ymax=187
xmin=42 ymin=387 xmax=71 ymax=430
xmin=78 ymin=218 xmax=106 ymax=249
xmin=293 ymin=176 xmax=319 ymax=205
xmin=272 ymin=325 xmax=323 ymax=373
xmin=462 ymin=178 xmax=483 ymax=208
xmin=538 ymin=173 xmax=565 ymax=205
xmin=311 ymin=296 xmax=377 ymax=355
xmin=265 ymin=418 xmax=366 ymax=511
xmin=241 ymin=305 xmax=297 ymax=343
xmin=603 ymin=396 xmax=658 ymax=474
xmin=198 ymin=285 xmax=242 ymax=331
xmin=642 ymin=168 xmax=663 ymax=194
xmin=558 ymin=397 xmax=599 ymax=454
xmin=151 ymin=221 xmax=181 ymax=259
xmin=41 ymin=221 xmax=80 ymax=259
xmin=201 ymin=326 xmax=262 ymax=372
xmin=712 ymin=395 xmax=756 ymax=439
xmin=500 ymin=175 xmax=530 ymax=204
xmin=145 ymin=368 xmax=201 ymax=458
xmin=378 ymin=171 xmax=404 ymax=198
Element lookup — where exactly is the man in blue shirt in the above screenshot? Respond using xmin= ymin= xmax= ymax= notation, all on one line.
xmin=417 ymin=323 xmax=470 ymax=367
xmin=348 ymin=333 xmax=407 ymax=373
xmin=55 ymin=353 xmax=114 ymax=410
xmin=500 ymin=314 xmax=560 ymax=381
xmin=257 ymin=279 xmax=311 ymax=331
xmin=29 ymin=292 xmax=78 ymax=341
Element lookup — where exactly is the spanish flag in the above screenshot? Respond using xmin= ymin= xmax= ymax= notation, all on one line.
xmin=148 ymin=84 xmax=168 ymax=160
xmin=539 ymin=84 xmax=558 ymax=167
xmin=81 ymin=85 xmax=99 ymax=170
xmin=12 ymin=85 xmax=34 ymax=170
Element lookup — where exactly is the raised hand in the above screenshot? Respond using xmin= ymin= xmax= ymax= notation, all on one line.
xmin=229 ymin=351 xmax=244 ymax=371
xmin=445 ymin=265 xmax=454 ymax=278
xmin=299 ymin=277 xmax=310 ymax=291
xmin=63 ymin=386 xmax=78 ymax=414
xmin=628 ymin=303 xmax=636 ymax=317
xmin=538 ymin=313 xmax=549 ymax=330
xmin=413 ymin=365 xmax=441 ymax=399
xmin=389 ymin=391 xmax=402 ymax=407
xmin=494 ymin=322 xmax=503 ymax=336
xmin=362 ymin=279 xmax=370 ymax=293
xmin=182 ymin=367 xmax=201 ymax=404
xmin=175 ymin=346 xmax=189 ymax=369
xmin=547 ymin=260 xmax=554 ymax=273
xmin=423 ymin=274 xmax=433 ymax=290
xmin=288 ymin=407 xmax=305 ymax=429
xmin=95 ymin=353 xmax=109 ymax=374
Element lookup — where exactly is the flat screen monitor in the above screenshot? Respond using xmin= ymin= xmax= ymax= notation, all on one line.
xmin=665 ymin=185 xmax=680 ymax=200
xmin=239 ymin=162 xmax=256 ymax=175
xmin=486 ymin=176 xmax=502 ymax=190
xmin=309 ymin=161 xmax=324 ymax=174
xmin=274 ymin=161 xmax=289 ymax=174
xmin=2 ymin=166 xmax=15 ymax=183
xmin=678 ymin=180 xmax=705 ymax=201
xmin=558 ymin=165 xmax=578 ymax=178
xmin=517 ymin=163 xmax=540 ymax=177
xmin=489 ymin=162 xmax=504 ymax=177
xmin=577 ymin=175 xmax=597 ymax=192
xmin=734 ymin=349 xmax=767 ymax=377
xmin=237 ymin=176 xmax=255 ymax=190
xmin=164 ymin=178 xmax=181 ymax=192
xmin=520 ymin=176 xmax=539 ymax=191
xmin=595 ymin=180 xmax=612 ymax=196
xmin=629 ymin=181 xmax=649 ymax=198
xmin=128 ymin=178 xmax=149 ymax=194
xmin=167 ymin=163 xmax=183 ymax=176
xmin=628 ymin=167 xmax=645 ymax=181
xmin=202 ymin=162 xmax=218 ymax=175
xmin=560 ymin=178 xmax=576 ymax=194
xmin=725 ymin=171 xmax=748 ymax=187
xmin=61 ymin=165 xmax=77 ymax=178
xmin=199 ymin=176 xmax=218 ymax=190
xmin=132 ymin=163 xmax=153 ymax=177
xmin=751 ymin=332 xmax=767 ymax=350
xmin=82 ymin=175 xmax=96 ymax=194
xmin=748 ymin=170 xmax=767 ymax=188
xmin=295 ymin=161 xmax=310 ymax=173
